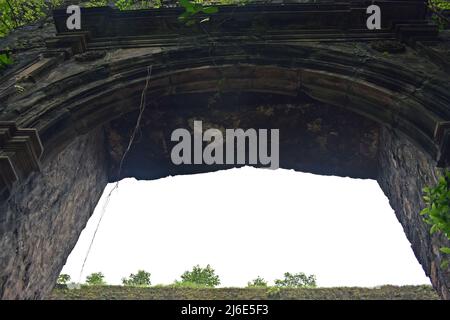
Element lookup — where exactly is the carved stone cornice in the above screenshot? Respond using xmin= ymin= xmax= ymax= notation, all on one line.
xmin=0 ymin=122 xmax=43 ymax=201
xmin=45 ymin=31 xmax=90 ymax=57
xmin=48 ymin=2 xmax=437 ymax=43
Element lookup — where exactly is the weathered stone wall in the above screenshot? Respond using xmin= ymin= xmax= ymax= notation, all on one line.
xmin=0 ymin=128 xmax=108 ymax=299
xmin=378 ymin=127 xmax=450 ymax=299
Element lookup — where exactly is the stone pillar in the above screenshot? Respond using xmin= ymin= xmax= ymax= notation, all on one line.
xmin=0 ymin=128 xmax=108 ymax=299
xmin=377 ymin=127 xmax=450 ymax=300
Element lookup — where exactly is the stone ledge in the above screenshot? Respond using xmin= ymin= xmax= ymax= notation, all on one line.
xmin=0 ymin=122 xmax=43 ymax=201
xmin=51 ymin=2 xmax=431 ymax=38
xmin=45 ymin=32 xmax=90 ymax=56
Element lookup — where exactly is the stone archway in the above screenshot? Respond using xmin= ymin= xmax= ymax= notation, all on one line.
xmin=1 ymin=3 xmax=450 ymax=299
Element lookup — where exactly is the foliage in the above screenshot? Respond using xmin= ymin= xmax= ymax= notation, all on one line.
xmin=421 ymin=170 xmax=450 ymax=269
xmin=0 ymin=52 xmax=13 ymax=71
xmin=178 ymin=0 xmax=218 ymax=26
xmin=85 ymin=0 xmax=161 ymax=9
xmin=0 ymin=0 xmax=63 ymax=37
xmin=211 ymin=0 xmax=248 ymax=4
xmin=179 ymin=264 xmax=220 ymax=287
xmin=57 ymin=274 xmax=71 ymax=285
xmin=122 ymin=270 xmax=151 ymax=287
xmin=85 ymin=272 xmax=107 ymax=286
xmin=77 ymin=0 xmax=219 ymax=26
xmin=0 ymin=0 xmax=247 ymax=38
xmin=274 ymin=272 xmax=317 ymax=288
xmin=428 ymin=0 xmax=450 ymax=30
xmin=247 ymin=276 xmax=268 ymax=288
xmin=177 ymin=0 xmax=250 ymax=27
xmin=430 ymin=0 xmax=450 ymax=10
xmin=84 ymin=0 xmax=246 ymax=11
xmin=0 ymin=0 xmax=165 ymax=38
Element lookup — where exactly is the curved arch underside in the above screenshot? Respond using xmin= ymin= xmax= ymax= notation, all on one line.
xmin=2 ymin=43 xmax=449 ymax=166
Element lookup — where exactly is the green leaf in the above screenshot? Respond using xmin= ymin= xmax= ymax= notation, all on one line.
xmin=440 ymin=247 xmax=450 ymax=254
xmin=187 ymin=6 xmax=196 ymax=14
xmin=179 ymin=0 xmax=192 ymax=8
xmin=440 ymin=260 xmax=449 ymax=270
xmin=430 ymin=224 xmax=439 ymax=234
xmin=193 ymin=4 xmax=204 ymax=12
xmin=202 ymin=6 xmax=219 ymax=14
xmin=0 ymin=53 xmax=13 ymax=68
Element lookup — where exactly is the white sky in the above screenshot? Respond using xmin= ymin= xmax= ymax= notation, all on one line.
xmin=61 ymin=167 xmax=430 ymax=287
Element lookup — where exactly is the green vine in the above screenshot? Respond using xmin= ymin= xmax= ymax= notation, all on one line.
xmin=430 ymin=0 xmax=450 ymax=10
xmin=0 ymin=52 xmax=13 ymax=72
xmin=420 ymin=170 xmax=450 ymax=269
xmin=84 ymin=0 xmax=161 ymax=10
xmin=178 ymin=0 xmax=218 ymax=26
xmin=428 ymin=0 xmax=450 ymax=30
xmin=0 ymin=0 xmax=64 ymax=37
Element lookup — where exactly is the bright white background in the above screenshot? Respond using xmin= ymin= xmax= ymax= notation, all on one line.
xmin=61 ymin=167 xmax=430 ymax=287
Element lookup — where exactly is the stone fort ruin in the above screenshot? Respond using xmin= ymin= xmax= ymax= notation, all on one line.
xmin=0 ymin=1 xmax=450 ymax=299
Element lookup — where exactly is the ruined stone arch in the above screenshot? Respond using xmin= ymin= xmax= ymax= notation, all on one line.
xmin=1 ymin=3 xmax=450 ymax=299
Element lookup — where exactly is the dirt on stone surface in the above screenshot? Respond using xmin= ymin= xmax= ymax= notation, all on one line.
xmin=48 ymin=285 xmax=440 ymax=300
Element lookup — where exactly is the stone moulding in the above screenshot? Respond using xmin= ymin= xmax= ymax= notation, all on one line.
xmin=45 ymin=32 xmax=90 ymax=57
xmin=51 ymin=2 xmax=431 ymax=38
xmin=0 ymin=122 xmax=43 ymax=201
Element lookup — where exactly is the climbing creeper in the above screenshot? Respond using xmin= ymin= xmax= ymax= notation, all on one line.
xmin=421 ymin=170 xmax=450 ymax=269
